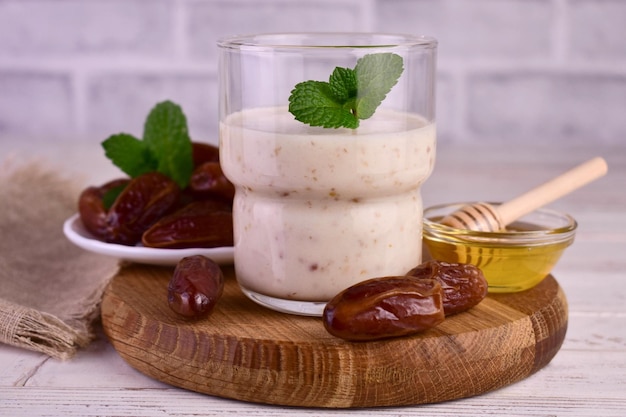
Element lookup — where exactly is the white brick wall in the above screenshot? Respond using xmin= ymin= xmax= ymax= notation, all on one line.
xmin=0 ymin=0 xmax=624 ymax=147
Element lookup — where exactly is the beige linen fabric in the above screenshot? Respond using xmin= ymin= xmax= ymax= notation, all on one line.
xmin=0 ymin=159 xmax=119 ymax=360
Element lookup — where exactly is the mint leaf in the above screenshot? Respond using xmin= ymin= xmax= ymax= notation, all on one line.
xmin=100 ymin=100 xmax=194 ymax=189
xmin=288 ymin=81 xmax=359 ymax=129
xmin=329 ymin=67 xmax=357 ymax=102
xmin=288 ymin=53 xmax=403 ymax=129
xmin=102 ymin=133 xmax=157 ymax=178
xmin=354 ymin=53 xmax=404 ymax=120
xmin=142 ymin=101 xmax=193 ymax=188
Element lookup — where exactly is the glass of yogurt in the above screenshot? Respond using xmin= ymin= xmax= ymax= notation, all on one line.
xmin=218 ymin=33 xmax=437 ymax=316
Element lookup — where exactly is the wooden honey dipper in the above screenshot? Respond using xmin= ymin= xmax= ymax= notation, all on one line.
xmin=440 ymin=157 xmax=608 ymax=232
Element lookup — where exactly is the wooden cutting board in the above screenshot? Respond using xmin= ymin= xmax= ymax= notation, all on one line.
xmin=101 ymin=264 xmax=568 ymax=408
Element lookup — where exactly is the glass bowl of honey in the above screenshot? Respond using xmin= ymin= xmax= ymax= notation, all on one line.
xmin=422 ymin=202 xmax=577 ymax=293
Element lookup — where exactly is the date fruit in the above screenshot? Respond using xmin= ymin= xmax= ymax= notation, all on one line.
xmin=406 ymin=260 xmax=488 ymax=316
xmin=106 ymin=172 xmax=180 ymax=245
xmin=168 ymin=255 xmax=224 ymax=319
xmin=78 ymin=178 xmax=130 ymax=240
xmin=192 ymin=142 xmax=220 ymax=167
xmin=188 ymin=162 xmax=235 ymax=202
xmin=323 ymin=276 xmax=445 ymax=341
xmin=142 ymin=200 xmax=234 ymax=249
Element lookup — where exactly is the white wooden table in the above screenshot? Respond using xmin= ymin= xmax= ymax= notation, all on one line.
xmin=1 ymin=141 xmax=625 ymax=417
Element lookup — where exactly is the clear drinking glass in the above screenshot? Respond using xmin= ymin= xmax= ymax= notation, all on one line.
xmin=218 ymin=33 xmax=437 ymax=316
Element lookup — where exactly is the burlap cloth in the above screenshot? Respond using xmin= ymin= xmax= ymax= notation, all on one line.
xmin=0 ymin=158 xmax=119 ymax=360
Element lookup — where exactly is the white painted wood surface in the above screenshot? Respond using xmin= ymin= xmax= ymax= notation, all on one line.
xmin=1 ymin=141 xmax=625 ymax=417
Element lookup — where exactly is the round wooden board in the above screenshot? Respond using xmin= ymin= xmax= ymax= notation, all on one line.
xmin=101 ymin=264 xmax=568 ymax=408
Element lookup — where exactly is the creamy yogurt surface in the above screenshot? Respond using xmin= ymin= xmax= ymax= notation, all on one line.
xmin=220 ymin=106 xmax=436 ymax=302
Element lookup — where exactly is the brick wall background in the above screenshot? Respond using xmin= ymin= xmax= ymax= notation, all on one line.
xmin=1 ymin=0 xmax=625 ymax=148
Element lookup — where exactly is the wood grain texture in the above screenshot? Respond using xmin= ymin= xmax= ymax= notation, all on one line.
xmin=101 ymin=264 xmax=568 ymax=408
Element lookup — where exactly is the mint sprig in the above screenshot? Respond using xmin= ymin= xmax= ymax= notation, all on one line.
xmin=288 ymin=53 xmax=404 ymax=129
xmin=101 ymin=101 xmax=193 ymax=188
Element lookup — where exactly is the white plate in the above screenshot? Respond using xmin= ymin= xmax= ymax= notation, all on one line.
xmin=63 ymin=213 xmax=234 ymax=266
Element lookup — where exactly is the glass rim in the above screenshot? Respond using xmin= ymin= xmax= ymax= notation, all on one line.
xmin=217 ymin=32 xmax=438 ymax=50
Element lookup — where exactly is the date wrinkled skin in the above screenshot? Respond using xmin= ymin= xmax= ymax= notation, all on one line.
xmin=105 ymin=172 xmax=180 ymax=245
xmin=142 ymin=200 xmax=234 ymax=249
xmin=168 ymin=255 xmax=224 ymax=319
xmin=406 ymin=260 xmax=488 ymax=316
xmin=323 ymin=277 xmax=445 ymax=341
xmin=79 ymin=172 xmax=179 ymax=245
xmin=188 ymin=162 xmax=235 ymax=202
xmin=78 ymin=178 xmax=130 ymax=241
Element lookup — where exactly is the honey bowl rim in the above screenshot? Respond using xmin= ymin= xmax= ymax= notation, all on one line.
xmin=422 ymin=202 xmax=577 ymax=247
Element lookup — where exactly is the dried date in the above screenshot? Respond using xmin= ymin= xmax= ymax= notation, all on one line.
xmin=106 ymin=172 xmax=180 ymax=245
xmin=188 ymin=161 xmax=235 ymax=202
xmin=168 ymin=255 xmax=224 ymax=319
xmin=406 ymin=260 xmax=488 ymax=316
xmin=323 ymin=277 xmax=445 ymax=341
xmin=192 ymin=142 xmax=220 ymax=167
xmin=78 ymin=178 xmax=130 ymax=240
xmin=142 ymin=200 xmax=234 ymax=249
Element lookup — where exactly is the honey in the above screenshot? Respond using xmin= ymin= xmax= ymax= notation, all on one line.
xmin=422 ymin=206 xmax=577 ymax=293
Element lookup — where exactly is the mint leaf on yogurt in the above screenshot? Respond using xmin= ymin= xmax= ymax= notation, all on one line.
xmin=288 ymin=53 xmax=404 ymax=129
xmin=352 ymin=52 xmax=404 ymax=120
xmin=288 ymin=80 xmax=360 ymax=129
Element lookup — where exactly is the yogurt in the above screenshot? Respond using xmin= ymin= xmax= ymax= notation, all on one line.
xmin=220 ymin=106 xmax=436 ymax=303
